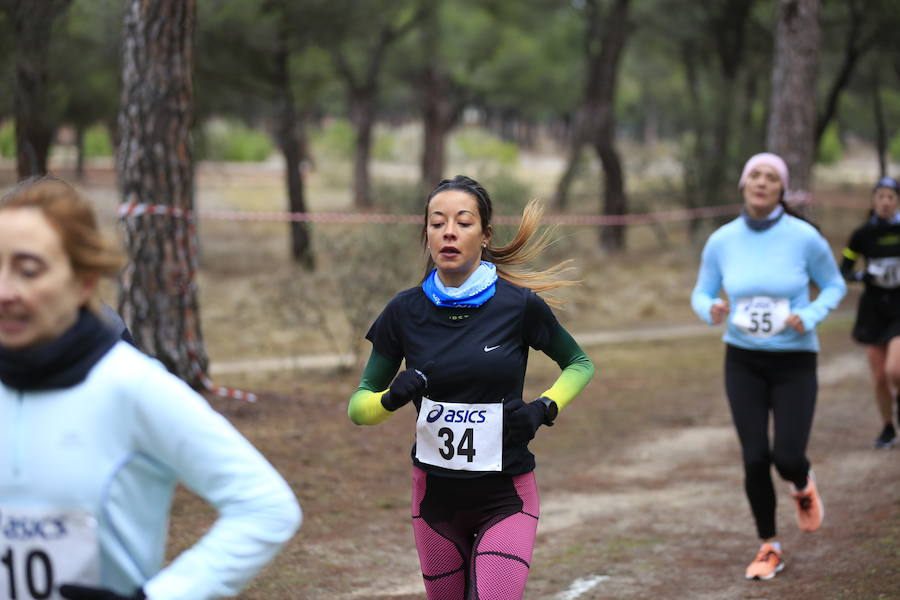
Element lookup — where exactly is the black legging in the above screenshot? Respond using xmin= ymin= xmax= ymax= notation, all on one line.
xmin=724 ymin=344 xmax=817 ymax=540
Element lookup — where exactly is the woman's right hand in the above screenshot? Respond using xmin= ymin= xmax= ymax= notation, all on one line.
xmin=710 ymin=300 xmax=730 ymax=325
xmin=381 ymin=361 xmax=433 ymax=411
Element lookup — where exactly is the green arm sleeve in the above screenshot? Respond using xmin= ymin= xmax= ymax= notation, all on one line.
xmin=539 ymin=325 xmax=595 ymax=413
xmin=348 ymin=349 xmax=402 ymax=425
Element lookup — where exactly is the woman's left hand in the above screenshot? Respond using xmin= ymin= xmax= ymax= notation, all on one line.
xmin=785 ymin=314 xmax=805 ymax=334
xmin=504 ymin=399 xmax=547 ymax=446
xmin=59 ymin=585 xmax=145 ymax=600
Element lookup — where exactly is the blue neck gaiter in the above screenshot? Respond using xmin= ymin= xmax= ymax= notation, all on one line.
xmin=422 ymin=261 xmax=498 ymax=308
xmin=742 ymin=203 xmax=785 ymax=231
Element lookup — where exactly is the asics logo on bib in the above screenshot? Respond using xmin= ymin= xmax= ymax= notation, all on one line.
xmin=441 ymin=408 xmax=487 ymax=423
xmin=0 ymin=512 xmax=67 ymax=541
xmin=425 ymin=403 xmax=489 ymax=424
xmin=426 ymin=405 xmax=445 ymax=423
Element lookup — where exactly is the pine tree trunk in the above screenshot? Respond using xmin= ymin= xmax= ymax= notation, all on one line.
xmin=4 ymin=0 xmax=72 ymax=178
xmin=350 ymin=91 xmax=374 ymax=209
xmin=418 ymin=0 xmax=453 ymax=198
xmin=116 ymin=0 xmax=207 ymax=387
xmin=74 ymin=124 xmax=85 ymax=180
xmin=552 ymin=107 xmax=589 ymax=210
xmin=596 ymin=127 xmax=626 ymax=252
xmin=589 ymin=0 xmax=631 ymax=253
xmin=872 ymin=72 xmax=887 ymax=178
xmin=767 ymin=0 xmax=820 ymax=199
xmin=274 ymin=22 xmax=314 ymax=268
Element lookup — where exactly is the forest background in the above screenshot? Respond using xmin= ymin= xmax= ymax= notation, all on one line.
xmin=2 ymin=0 xmax=900 ymax=378
xmin=1 ymin=2 xmax=900 ymax=597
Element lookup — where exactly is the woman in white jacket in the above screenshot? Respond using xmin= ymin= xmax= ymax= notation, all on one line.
xmin=0 ymin=177 xmax=301 ymax=600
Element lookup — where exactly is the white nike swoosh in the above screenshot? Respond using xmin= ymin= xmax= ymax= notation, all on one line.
xmin=484 ymin=345 xmax=501 ymax=352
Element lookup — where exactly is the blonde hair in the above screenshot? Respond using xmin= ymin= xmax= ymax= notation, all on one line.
xmin=422 ymin=175 xmax=577 ymax=307
xmin=0 ymin=176 xmax=123 ymax=311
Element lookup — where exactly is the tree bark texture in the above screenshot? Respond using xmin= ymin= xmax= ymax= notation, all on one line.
xmin=116 ymin=0 xmax=208 ymax=386
xmin=767 ymin=0 xmax=820 ymax=198
xmin=553 ymin=0 xmax=631 ymax=253
xmin=699 ymin=0 xmax=752 ymax=210
xmin=274 ymin=21 xmax=314 ymax=269
xmin=350 ymin=89 xmax=375 ymax=209
xmin=872 ymin=71 xmax=886 ymax=177
xmin=418 ymin=0 xmax=455 ymax=198
xmin=3 ymin=0 xmax=72 ymax=178
xmin=332 ymin=33 xmax=391 ymax=209
xmin=814 ymin=0 xmax=876 ymax=147
xmin=332 ymin=9 xmax=421 ymax=209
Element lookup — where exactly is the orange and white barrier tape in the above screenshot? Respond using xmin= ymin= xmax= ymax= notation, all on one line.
xmin=118 ymin=201 xmax=745 ymax=226
xmin=197 ymin=366 xmax=258 ymax=402
xmin=118 ymin=202 xmax=194 ymax=219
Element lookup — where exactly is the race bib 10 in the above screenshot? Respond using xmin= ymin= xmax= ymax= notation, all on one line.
xmin=0 ymin=506 xmax=99 ymax=600
xmin=732 ymin=296 xmax=791 ymax=338
xmin=415 ymin=398 xmax=503 ymax=472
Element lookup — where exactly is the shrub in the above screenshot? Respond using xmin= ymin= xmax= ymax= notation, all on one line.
xmin=84 ymin=124 xmax=113 ymax=157
xmin=478 ymin=171 xmax=532 ymax=216
xmin=284 ymin=223 xmax=421 ymax=366
xmin=200 ymin=119 xmax=273 ymax=162
xmin=372 ymin=129 xmax=395 ymax=161
xmin=451 ymin=128 xmax=519 ymax=166
xmin=0 ymin=122 xmax=14 ymax=158
xmin=816 ymin=122 xmax=842 ymax=165
xmin=890 ymin=131 xmax=900 ymax=164
xmin=311 ymin=118 xmax=354 ymax=160
xmin=372 ymin=178 xmax=422 ymax=214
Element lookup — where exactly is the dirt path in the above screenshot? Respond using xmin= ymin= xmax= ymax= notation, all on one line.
xmin=208 ymin=326 xmax=898 ymax=600
xmin=337 ymin=348 xmax=896 ymax=599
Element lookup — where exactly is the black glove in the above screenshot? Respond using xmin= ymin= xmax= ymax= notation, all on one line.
xmin=59 ymin=585 xmax=146 ymax=600
xmin=504 ymin=397 xmax=553 ymax=446
xmin=381 ymin=361 xmax=434 ymax=411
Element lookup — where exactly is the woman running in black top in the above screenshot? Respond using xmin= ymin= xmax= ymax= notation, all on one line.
xmin=348 ymin=175 xmax=595 ymax=600
xmin=841 ymin=176 xmax=900 ymax=448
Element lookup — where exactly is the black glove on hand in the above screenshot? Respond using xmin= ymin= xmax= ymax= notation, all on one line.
xmin=504 ymin=398 xmax=550 ymax=446
xmin=381 ymin=361 xmax=434 ymax=411
xmin=59 ymin=585 xmax=146 ymax=600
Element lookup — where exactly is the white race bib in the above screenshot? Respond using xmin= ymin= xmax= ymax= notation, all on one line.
xmin=415 ymin=398 xmax=503 ymax=472
xmin=732 ymin=296 xmax=791 ymax=338
xmin=867 ymin=257 xmax=900 ymax=288
xmin=0 ymin=506 xmax=99 ymax=600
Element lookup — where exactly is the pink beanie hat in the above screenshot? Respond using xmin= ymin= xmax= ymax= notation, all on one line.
xmin=738 ymin=152 xmax=789 ymax=190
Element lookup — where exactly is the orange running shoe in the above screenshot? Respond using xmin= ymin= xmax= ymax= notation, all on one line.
xmin=790 ymin=473 xmax=824 ymax=532
xmin=744 ymin=543 xmax=784 ymax=580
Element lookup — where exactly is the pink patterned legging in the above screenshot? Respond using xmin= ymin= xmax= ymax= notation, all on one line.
xmin=411 ymin=466 xmax=540 ymax=600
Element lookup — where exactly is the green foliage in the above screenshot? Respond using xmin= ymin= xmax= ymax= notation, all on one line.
xmin=0 ymin=122 xmax=14 ymax=158
xmin=450 ymin=128 xmax=518 ymax=166
xmin=890 ymin=131 xmax=900 ymax=163
xmin=83 ymin=124 xmax=113 ymax=157
xmin=372 ymin=178 xmax=421 ymax=214
xmin=816 ymin=122 xmax=843 ymax=165
xmin=372 ymin=129 xmax=394 ymax=161
xmin=311 ymin=119 xmax=354 ymax=160
xmin=199 ymin=120 xmax=273 ymax=162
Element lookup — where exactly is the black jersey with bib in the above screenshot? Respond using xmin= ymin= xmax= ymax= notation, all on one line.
xmin=846 ymin=221 xmax=900 ymax=297
xmin=366 ymin=278 xmax=559 ymax=478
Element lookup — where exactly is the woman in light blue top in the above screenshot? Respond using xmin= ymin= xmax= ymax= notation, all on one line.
xmin=0 ymin=177 xmax=301 ymax=600
xmin=691 ymin=153 xmax=846 ymax=581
